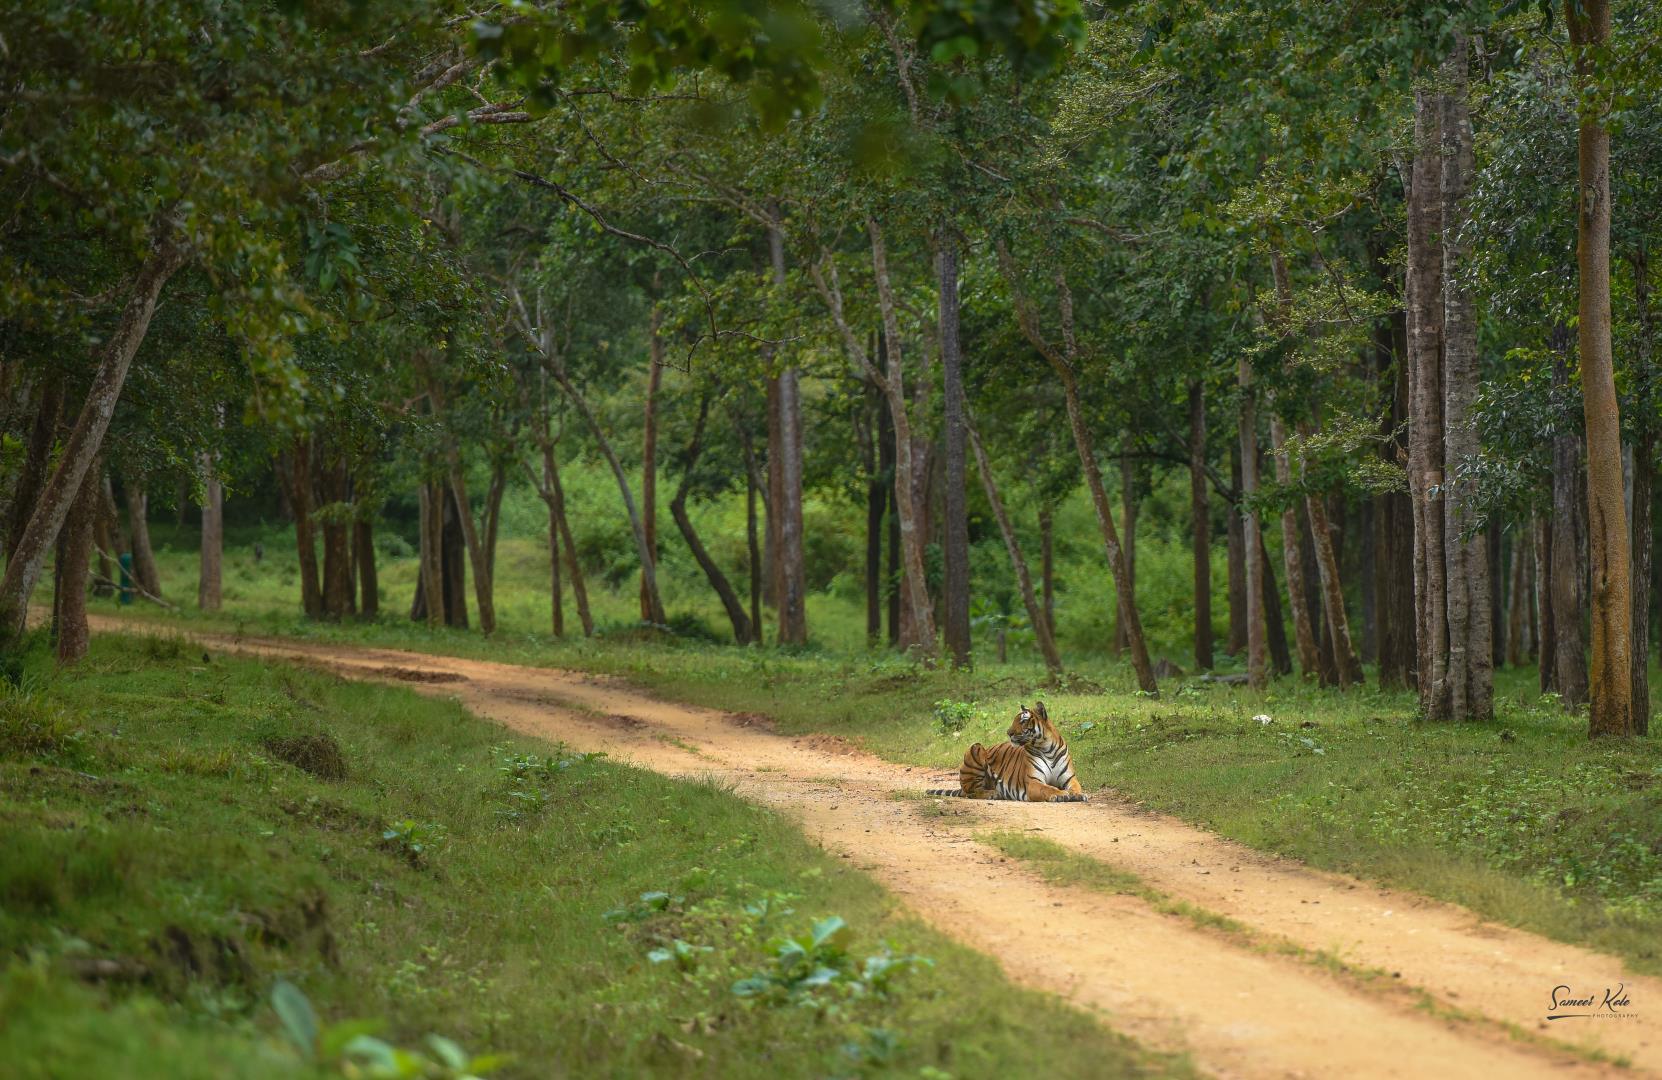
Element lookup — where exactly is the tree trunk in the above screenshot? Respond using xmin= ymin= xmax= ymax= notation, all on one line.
xmin=769 ymin=212 xmax=809 ymax=646
xmin=1507 ymin=529 xmax=1531 ymax=667
xmin=1227 ymin=445 xmax=1248 ymax=656
xmin=1631 ymin=437 xmax=1652 ymax=733
xmin=1537 ymin=515 xmax=1558 ymax=694
xmin=1239 ymin=356 xmax=1267 ymax=688
xmin=122 ymin=475 xmax=163 ymax=599
xmin=1260 ymin=526 xmax=1293 ymax=676
xmin=1113 ymin=455 xmax=1138 ymax=655
xmin=55 ymin=470 xmax=99 ymax=665
xmin=669 ymin=398 xmax=752 ymax=645
xmin=1439 ymin=35 xmax=1494 ymax=719
xmin=444 ymin=459 xmax=495 ymax=635
xmin=413 ymin=480 xmax=444 ymax=627
xmin=939 ymin=227 xmax=971 ymax=668
xmin=1302 ymin=451 xmax=1364 ymax=687
xmin=355 ymin=519 xmax=378 ymax=618
xmin=319 ymin=450 xmax=351 ymax=621
xmin=1189 ymin=381 xmax=1214 ymax=670
xmin=0 ymin=240 xmax=185 ymax=643
xmin=546 ymin=445 xmax=593 ymax=637
xmin=197 ymin=449 xmax=223 ymax=612
xmin=547 ymin=364 xmax=666 ymax=626
xmin=1630 ymin=240 xmax=1656 ymax=735
xmin=5 ymin=375 xmax=63 ymax=563
xmin=1408 ymin=81 xmax=1449 ymax=718
xmin=290 ymin=439 xmax=324 ymax=619
xmin=867 ymin=220 xmax=937 ymax=657
xmin=1551 ymin=329 xmax=1592 ymax=705
xmin=640 ymin=312 xmax=663 ymax=620
xmin=1569 ymin=0 xmax=1633 ymax=736
xmin=968 ymin=416 xmax=1062 ymax=674
xmin=746 ymin=468 xmax=763 ymax=641
xmin=483 ymin=458 xmax=507 ymax=585
xmin=1270 ymin=414 xmax=1321 ymax=678
xmin=865 ymin=380 xmax=886 ymax=645
xmin=441 ymin=489 xmax=469 ymax=628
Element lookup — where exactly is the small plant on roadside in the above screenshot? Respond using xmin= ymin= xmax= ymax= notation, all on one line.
xmin=931 ymin=700 xmax=976 ymax=736
xmin=731 ymin=915 xmax=931 ymax=1012
xmin=380 ymin=820 xmax=446 ymax=867
xmin=271 ymin=979 xmax=508 ymax=1079
xmin=647 ymin=938 xmax=714 ymax=972
xmin=603 ymin=889 xmax=683 ymax=924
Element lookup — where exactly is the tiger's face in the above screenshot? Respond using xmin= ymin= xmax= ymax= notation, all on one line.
xmin=1007 ymin=702 xmax=1056 ymax=749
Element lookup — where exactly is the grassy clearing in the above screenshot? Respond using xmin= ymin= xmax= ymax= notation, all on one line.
xmin=0 ymin=633 xmax=1184 ymax=1079
xmin=79 ymin=517 xmax=1662 ymax=975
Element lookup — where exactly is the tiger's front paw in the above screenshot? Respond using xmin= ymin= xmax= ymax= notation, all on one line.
xmin=1056 ymin=793 xmax=1087 ymax=803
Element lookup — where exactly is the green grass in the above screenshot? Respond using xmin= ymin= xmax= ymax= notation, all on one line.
xmin=76 ymin=511 xmax=1662 ymax=977
xmin=0 ymin=633 xmax=1185 ymax=1079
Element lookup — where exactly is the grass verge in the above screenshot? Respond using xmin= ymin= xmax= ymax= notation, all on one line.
xmin=0 ymin=633 xmax=1185 ymax=1079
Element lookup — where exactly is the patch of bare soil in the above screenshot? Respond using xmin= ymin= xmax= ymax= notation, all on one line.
xmin=369 ymin=665 xmax=467 ymax=684
xmin=86 ymin=616 xmax=1658 ymax=1079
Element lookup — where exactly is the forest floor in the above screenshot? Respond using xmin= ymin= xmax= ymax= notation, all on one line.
xmin=75 ymin=615 xmax=1662 ymax=1078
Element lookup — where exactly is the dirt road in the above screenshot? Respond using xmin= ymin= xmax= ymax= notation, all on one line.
xmin=101 ymin=621 xmax=1659 ymax=1078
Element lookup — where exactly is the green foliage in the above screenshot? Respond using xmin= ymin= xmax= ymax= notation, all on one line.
xmin=272 ymin=979 xmax=508 ymax=1079
xmin=932 ymin=698 xmax=979 ymax=734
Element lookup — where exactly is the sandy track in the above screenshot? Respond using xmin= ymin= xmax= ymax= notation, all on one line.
xmin=100 ymin=621 xmax=1658 ymax=1078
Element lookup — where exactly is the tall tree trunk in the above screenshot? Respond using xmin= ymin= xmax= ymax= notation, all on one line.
xmin=197 ymin=449 xmax=223 ymax=612
xmin=1537 ymin=515 xmax=1558 ymax=694
xmin=439 ymin=490 xmax=469 ymax=629
xmin=546 ymin=365 xmax=665 ymax=626
xmin=122 ymin=475 xmax=163 ymax=599
xmin=1302 ymin=449 xmax=1364 ymax=687
xmin=483 ymin=459 xmax=507 ymax=585
xmin=1408 ymin=81 xmax=1449 ymax=718
xmin=546 ymin=446 xmax=593 ymax=637
xmin=939 ymin=227 xmax=971 ymax=668
xmin=444 ymin=461 xmax=495 ymax=635
xmin=1260 ymin=527 xmax=1294 ymax=676
xmin=1507 ymin=529 xmax=1531 ymax=667
xmin=1631 ymin=239 xmax=1656 ymax=735
xmin=669 ymin=398 xmax=752 ymax=645
xmin=1551 ymin=329 xmax=1591 ymax=704
xmin=968 ymin=416 xmax=1062 ymax=674
xmin=865 ymin=381 xmax=886 ymax=645
xmin=640 ymin=311 xmax=663 ymax=620
xmin=319 ymin=450 xmax=352 ymax=621
xmin=887 ymin=471 xmax=901 ymax=646
xmin=1631 ymin=437 xmax=1652 ymax=733
xmin=1439 ymin=36 xmax=1494 ymax=719
xmin=55 ymin=470 xmax=99 ymax=664
xmin=864 ymin=220 xmax=936 ymax=656
xmin=355 ymin=519 xmax=378 ymax=618
xmin=769 ymin=212 xmax=809 ymax=646
xmin=1239 ymin=356 xmax=1267 ymax=688
xmin=5 ymin=375 xmax=63 ymax=562
xmin=290 ymin=439 xmax=324 ymax=619
xmin=1189 ymin=381 xmax=1214 ymax=670
xmin=0 ymin=240 xmax=185 ymax=643
xmin=1228 ymin=446 xmax=1248 ymax=656
xmin=747 ymin=468 xmax=763 ymax=642
xmin=1113 ymin=455 xmax=1138 ymax=656
xmin=413 ymin=480 xmax=444 ymax=627
xmin=1270 ymin=414 xmax=1321 ymax=679
xmin=1567 ymin=0 xmax=1633 ymax=736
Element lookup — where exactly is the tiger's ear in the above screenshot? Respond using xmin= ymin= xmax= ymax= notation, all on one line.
xmin=1034 ymin=701 xmax=1049 ymax=721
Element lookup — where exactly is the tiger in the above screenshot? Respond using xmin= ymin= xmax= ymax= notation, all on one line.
xmin=926 ymin=701 xmax=1087 ymax=802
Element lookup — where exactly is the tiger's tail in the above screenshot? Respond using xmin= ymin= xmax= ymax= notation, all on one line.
xmin=924 ymin=788 xmax=968 ymax=797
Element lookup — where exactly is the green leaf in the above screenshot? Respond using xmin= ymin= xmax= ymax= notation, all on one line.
xmin=271 ymin=979 xmax=319 ymax=1059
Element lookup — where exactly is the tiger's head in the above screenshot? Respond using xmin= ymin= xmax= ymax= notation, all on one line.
xmin=1008 ymin=701 xmax=1059 ymax=750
